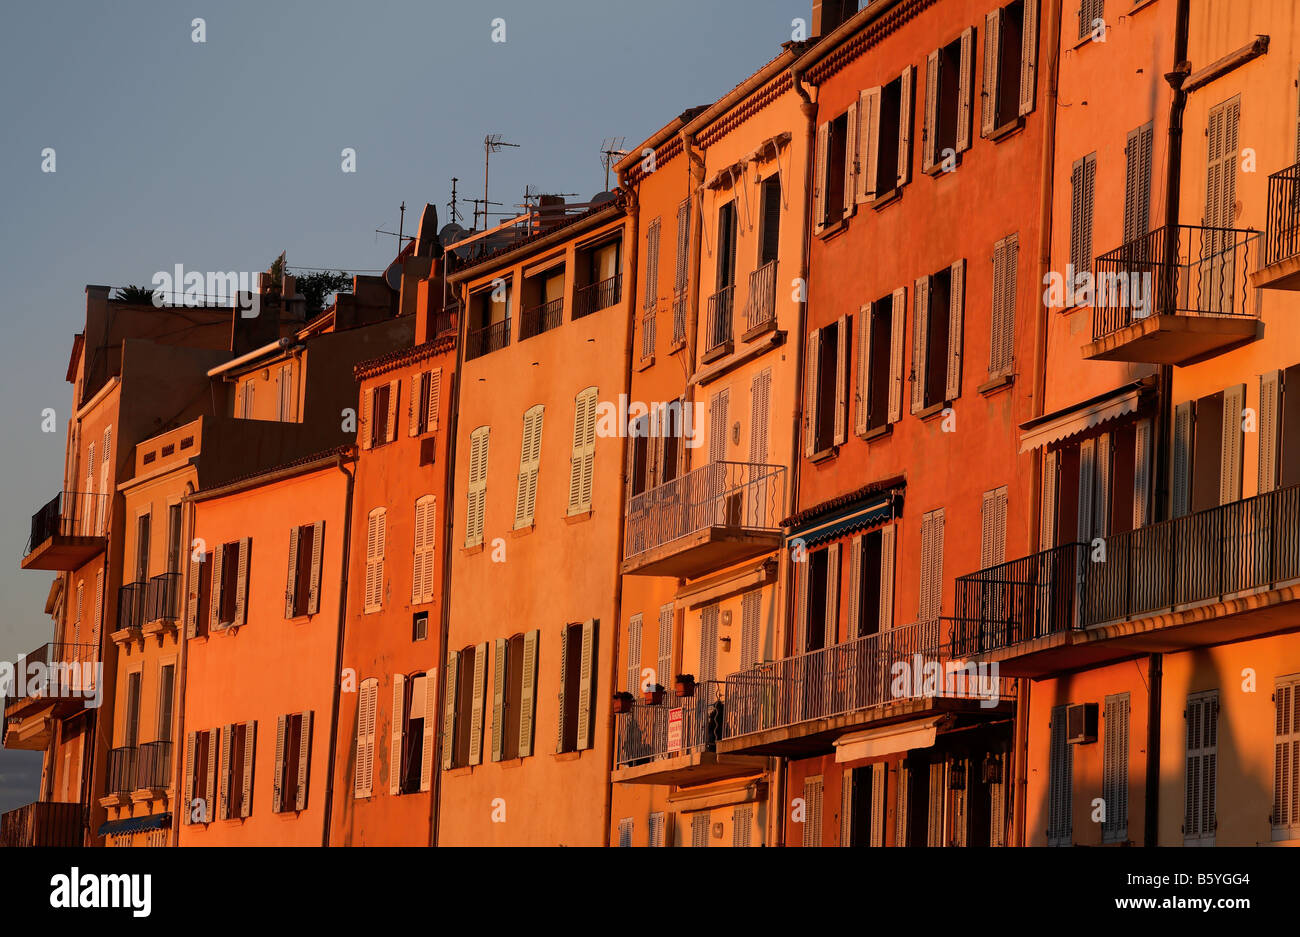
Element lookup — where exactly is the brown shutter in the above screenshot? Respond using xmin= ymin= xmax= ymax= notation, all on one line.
xmin=491 ymin=638 xmax=507 ymax=762
xmin=284 ymin=527 xmax=299 ymax=618
xmin=576 ymin=620 xmax=597 ymax=751
xmin=233 ymin=537 xmax=250 ymax=628
xmin=982 ymin=9 xmax=1001 ymax=138
xmin=213 ymin=726 xmax=225 ymax=820
xmin=945 ymin=259 xmax=965 ymax=402
xmin=307 ymin=521 xmax=324 ymax=615
xmin=922 ymin=50 xmax=939 ymax=173
xmin=295 ymin=712 xmax=312 ymax=811
xmin=519 ymin=629 xmax=539 ymax=758
xmin=897 ymin=66 xmax=914 ymax=187
xmin=855 ymin=303 xmax=871 ymax=436
xmin=272 ymin=715 xmax=287 ymax=813
xmin=1019 ymin=0 xmax=1039 ymax=116
xmin=834 ymin=315 xmax=849 ymax=445
xmin=956 ymin=26 xmax=974 ymax=153
xmin=359 ymin=387 xmax=373 ymax=450
xmin=390 ymin=674 xmax=406 ymax=793
xmin=860 ymin=88 xmax=881 ymax=203
xmin=1260 ymin=372 xmax=1280 ymax=494
xmin=420 ymin=668 xmax=436 ymax=791
xmin=441 ymin=653 xmax=458 ymax=770
xmin=843 ymin=100 xmax=859 ymax=219
xmin=889 ymin=287 xmax=906 ymax=423
xmin=208 ymin=545 xmax=224 ymax=632
xmin=185 ymin=554 xmax=201 ymax=638
xmin=813 ymin=122 xmax=829 ymax=234
xmin=804 ymin=329 xmax=821 ymax=456
xmin=183 ymin=732 xmax=196 ymax=823
xmin=912 ymin=276 xmax=929 ymax=413
xmin=469 ymin=642 xmax=487 ymax=765
xmin=408 ymin=373 xmax=422 ymax=438
xmin=240 ymin=721 xmax=255 ymax=818
xmin=879 ymin=523 xmax=896 ymax=631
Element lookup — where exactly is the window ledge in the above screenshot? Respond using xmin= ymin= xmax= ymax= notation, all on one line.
xmin=553 ymin=751 xmax=583 ymax=762
xmin=916 ymin=401 xmax=950 ymax=421
xmin=816 ymin=218 xmax=848 ymax=241
xmin=496 ymin=757 xmax=526 ymax=770
xmin=809 ymin=446 xmax=839 ymax=464
xmin=462 ymin=543 xmax=484 ymax=556
xmin=668 ymin=338 xmax=687 ymax=355
xmin=741 ymin=318 xmax=777 ymax=344
xmin=868 ymin=188 xmax=902 ymax=211
xmin=444 ymin=766 xmax=473 ymax=777
xmin=978 ymin=373 xmax=1015 ymax=396
xmin=701 ymin=341 xmax=733 ymax=364
xmin=635 ymin=354 xmax=655 ymax=372
xmin=860 ymin=423 xmax=893 ymax=442
xmin=564 ymin=509 xmax=593 ymax=525
xmin=511 ymin=523 xmax=535 ymax=538
xmin=1128 ymin=0 xmax=1158 ymax=13
xmin=988 ymin=117 xmax=1025 ymax=143
xmin=924 ymin=154 xmax=962 ymax=177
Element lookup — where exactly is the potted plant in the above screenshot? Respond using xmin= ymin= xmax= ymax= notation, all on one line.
xmin=612 ymin=692 xmax=635 ymax=714
xmin=643 ymin=684 xmax=665 ymax=706
xmin=674 ymin=674 xmax=696 ymax=698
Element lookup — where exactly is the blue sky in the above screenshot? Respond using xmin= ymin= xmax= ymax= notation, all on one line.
xmin=0 ymin=0 xmax=803 ymax=670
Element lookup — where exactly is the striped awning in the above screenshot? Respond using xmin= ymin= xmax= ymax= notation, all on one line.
xmin=1018 ymin=380 xmax=1148 ymax=453
xmin=786 ymin=493 xmax=895 ymax=549
xmin=834 ymin=716 xmax=945 ymax=763
xmin=96 ymin=813 xmax=171 ymax=837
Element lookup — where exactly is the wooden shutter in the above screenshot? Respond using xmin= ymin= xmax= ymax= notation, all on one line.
xmin=556 ymin=627 xmax=569 ymax=753
xmin=359 ymin=387 xmax=373 ymax=450
xmin=1102 ymin=693 xmax=1129 ymax=842
xmin=1221 ymin=384 xmax=1245 ymax=505
xmin=1185 ymin=691 xmax=1218 ymax=842
xmin=1275 ymin=679 xmax=1300 ymax=835
xmin=240 ymin=721 xmax=255 ymax=819
xmin=846 ymin=536 xmax=862 ymax=637
xmin=898 ymin=66 xmax=914 ymax=187
xmin=307 ymin=521 xmax=324 ymax=615
xmin=834 ymin=315 xmax=849 ymax=445
xmin=981 ymin=9 xmax=1001 ymax=138
xmin=469 ymin=641 xmax=488 ymax=765
xmin=804 ymin=329 xmax=821 ymax=456
xmin=1048 ymin=706 xmax=1073 ymax=845
xmin=981 ymin=490 xmax=997 ymax=570
xmin=384 ymin=378 xmax=399 ymax=443
xmin=657 ymin=605 xmax=674 ymax=689
xmin=408 ymin=373 xmax=422 ymax=437
xmin=956 ymin=26 xmax=974 ymax=153
xmin=796 ymin=557 xmax=810 ymax=655
xmin=1077 ymin=438 xmax=1097 ymax=544
xmin=209 ymin=545 xmax=224 ymax=631
xmin=991 ymin=235 xmax=1017 ymax=376
xmin=841 ymin=768 xmax=855 ymax=846
xmin=911 ymin=276 xmax=929 ymax=413
xmin=740 ymin=590 xmax=760 ymax=671
xmin=284 ymin=527 xmax=299 ymax=618
xmin=419 ymin=668 xmax=436 ymax=790
xmin=926 ymin=762 xmax=947 ymax=847
xmin=441 ymin=653 xmax=458 ymax=770
xmin=1069 ymin=158 xmax=1084 ymax=274
xmin=813 ymin=122 xmax=829 ymax=234
xmin=803 ymin=776 xmax=824 ymax=846
xmin=362 ymin=681 xmax=378 ymax=797
xmin=569 ymin=389 xmax=598 ymax=514
xmin=183 ymin=732 xmax=196 ymax=823
xmin=390 ymin=674 xmax=406 ymax=794
xmin=750 ymin=369 xmax=771 ymax=463
xmin=492 ymin=638 xmax=507 ymax=761
xmin=625 ymin=616 xmax=643 ymax=694
xmin=467 ymin=427 xmax=489 ymax=546
xmin=185 ymin=554 xmax=201 ymax=638
xmin=922 ymin=50 xmax=939 ymax=173
xmin=855 ymin=304 xmax=871 ymax=436
xmin=644 ymin=217 xmax=661 ymax=311
xmin=273 ymin=715 xmax=287 ymax=813
xmin=575 ymin=620 xmax=596 ymax=751
xmin=296 ymin=711 xmax=312 ymax=811
xmin=411 ymin=499 xmax=427 ymax=603
xmin=1095 ymin=433 xmax=1112 ymax=539
xmin=895 ymin=760 xmax=909 ymax=846
xmin=920 ymin=509 xmax=944 ymax=620
xmin=205 ymin=729 xmax=217 ymax=819
xmin=888 ymin=288 xmax=906 ymax=423
xmin=1260 ymin=372 xmax=1280 ymax=494
xmin=843 ymin=100 xmax=859 ymax=218
xmin=860 ymin=88 xmax=881 ymax=203
xmin=674 ymin=197 xmax=691 ymax=295
xmin=1019 ymin=0 xmax=1039 ymax=116
xmin=989 ymin=756 xmax=1006 ymax=846
xmin=1133 ymin=418 xmax=1153 ymax=528
xmin=700 ymin=605 xmax=719 ymax=683
xmin=1124 ymin=124 xmax=1154 ymax=243
xmin=233 ymin=537 xmax=250 ymax=628
xmin=1041 ymin=449 xmax=1059 ymax=549
xmin=870 ymin=763 xmax=887 ymax=846
xmin=879 ymin=524 xmax=896 ymax=631
xmin=824 ymin=542 xmax=841 ymax=648
xmin=1172 ymin=401 xmax=1194 ymax=518
xmin=518 ymin=629 xmax=539 ymax=758
xmin=945 ymin=259 xmax=965 ymax=401
xmin=93 ymin=568 xmax=103 ymax=642
xmin=218 ymin=725 xmax=231 ymax=820
xmin=1081 ymin=154 xmax=1097 ymax=273
xmin=515 ymin=407 xmax=537 ymax=528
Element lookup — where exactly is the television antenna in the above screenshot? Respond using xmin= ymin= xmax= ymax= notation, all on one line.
xmin=374 ymin=201 xmax=415 ymax=253
xmin=478 ymin=133 xmax=520 ymax=230
xmin=446 ymin=178 xmax=464 ymax=227
xmin=599 ymin=137 xmax=628 ymax=191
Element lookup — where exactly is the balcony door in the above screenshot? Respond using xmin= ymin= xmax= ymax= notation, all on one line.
xmin=123 ymin=671 xmax=141 ymax=749
xmin=1201 ymin=96 xmax=1240 ymax=315
xmin=135 ymin=512 xmax=150 ymax=582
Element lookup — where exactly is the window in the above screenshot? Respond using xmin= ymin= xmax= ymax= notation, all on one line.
xmin=648 ymin=811 xmax=668 ymax=847
xmin=691 ymin=812 xmax=710 ymax=848
xmin=1123 ymin=123 xmax=1154 ymax=244
xmin=750 ymin=369 xmax=771 ymax=463
xmin=739 ymin=590 xmax=761 ymax=671
xmin=1172 ymin=384 xmax=1245 ymax=517
xmin=1184 ymin=690 xmax=1218 ymax=844
xmin=219 ymin=721 xmax=256 ymax=820
xmin=284 ymin=521 xmax=324 ymax=618
xmin=408 ymin=368 xmax=443 ymax=437
xmin=814 ymin=111 xmax=852 ymax=233
xmin=444 ymin=643 xmax=488 ymax=769
xmin=390 ymin=672 xmax=435 ymax=795
xmin=856 ymin=67 xmax=915 ymax=204
xmin=567 ymin=388 xmax=598 ymax=514
xmin=157 ymin=663 xmax=175 ymax=740
xmin=733 ymin=804 xmax=754 ymax=847
xmin=492 ymin=631 xmax=537 ymax=762
xmin=855 ymin=289 xmax=906 ymax=435
xmin=273 ymin=711 xmax=313 ymax=812
xmin=277 ymin=363 xmax=293 ymax=421
xmin=918 ymin=509 xmax=945 ymax=621
xmin=802 ymin=776 xmax=824 ymax=846
xmin=1101 ymin=692 xmax=1129 ymax=843
xmin=922 ymin=28 xmax=975 ymax=173
xmin=240 ymin=379 xmax=255 ymax=419
xmin=981 ymin=0 xmax=1039 ymax=137
xmin=353 ymin=678 xmax=378 ymax=798
xmin=716 ymin=201 xmax=738 ymax=290
xmin=699 ymin=605 xmax=719 ymax=683
xmin=123 ymin=670 xmax=141 ymax=749
xmin=363 ymin=508 xmax=386 ymax=613
xmin=135 ymin=512 xmax=150 ymax=581
xmin=796 ymin=544 xmax=840 ymax=653
xmin=1258 ymin=364 xmax=1300 ymax=495
xmin=412 ymin=611 xmax=428 ymax=642
xmin=846 ymin=525 xmax=896 ymax=637
xmin=804 ymin=316 xmax=849 ymax=455
xmin=1069 ymin=153 xmax=1098 ymax=278
xmin=911 ymin=261 xmax=966 ymax=411
xmin=990 ymin=235 xmax=1018 ymax=377
xmin=183 ymin=728 xmax=217 ymax=823
xmin=980 ymin=487 xmax=1008 ymax=570
xmin=1274 ymin=676 xmax=1300 ymax=841
xmin=514 ymin=405 xmax=544 ymax=528
xmin=165 ymin=503 xmax=182 ymax=573
xmin=1047 ymin=705 xmax=1073 ymax=845
xmin=185 ymin=550 xmax=210 ymax=640
xmin=625 ymin=615 xmax=643 ymax=694
xmin=841 ymin=762 xmax=888 ymax=847
xmin=208 ymin=538 xmax=250 ymax=631
xmin=361 ymin=379 xmax=400 ymax=450
xmin=1077 ymin=0 xmax=1104 ymax=42
xmin=557 ymin=620 xmax=597 ymax=754
xmin=412 ymin=496 xmax=437 ymax=604
xmin=466 ymin=426 xmax=490 ymax=545
xmin=757 ymin=176 xmax=781 ymax=266
xmin=618 ymin=818 xmax=634 ymax=847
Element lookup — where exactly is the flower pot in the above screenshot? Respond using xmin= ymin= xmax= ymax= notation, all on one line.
xmin=643 ymin=685 xmax=665 ymax=706
xmin=674 ymin=674 xmax=696 ymax=698
xmin=612 ymin=692 xmax=634 ymax=714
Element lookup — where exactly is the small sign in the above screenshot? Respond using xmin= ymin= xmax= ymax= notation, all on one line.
xmin=667 ymin=708 xmax=683 ymax=753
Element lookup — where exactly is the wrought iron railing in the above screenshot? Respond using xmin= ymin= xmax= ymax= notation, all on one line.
xmin=136 ymin=740 xmax=173 ymax=789
xmin=623 ymin=461 xmax=785 ymax=563
xmin=574 ymin=274 xmax=621 ymax=319
xmin=145 ymin=571 xmax=182 ymax=623
xmin=432 ymin=302 xmax=459 ymax=338
xmin=465 ymin=318 xmax=511 ymax=360
xmin=705 ymin=284 xmax=734 ymax=353
xmin=1092 ymin=223 xmax=1259 ymax=341
xmin=615 ymin=680 xmax=726 ymax=768
xmin=1265 ymin=161 xmax=1300 ymax=267
xmin=520 ymin=298 xmax=563 ymax=340
xmin=725 ymin=620 xmax=1015 ymax=740
xmin=4 ymin=642 xmax=99 ymax=704
xmin=117 ymin=581 xmax=148 ymax=631
xmin=0 ymin=801 xmax=84 ymax=847
xmin=746 ymin=261 xmax=778 ymax=333
xmin=672 ymin=292 xmax=688 ymax=344
xmin=106 ymin=746 xmax=137 ymax=795
xmin=26 ymin=490 xmax=109 ymax=553
xmin=951 ymin=543 xmax=1088 ymax=655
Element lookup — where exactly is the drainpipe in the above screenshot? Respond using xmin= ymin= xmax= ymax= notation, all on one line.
xmin=681 ymin=130 xmax=707 ymax=456
xmin=320 ymin=451 xmax=355 ymax=846
xmin=1017 ymin=0 xmax=1062 ymax=849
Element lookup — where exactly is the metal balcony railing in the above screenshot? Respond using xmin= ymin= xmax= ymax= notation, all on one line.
xmin=520 ymin=298 xmax=563 ymax=340
xmin=432 ymin=302 xmax=459 ymax=338
xmin=672 ymin=292 xmax=688 ymax=343
xmin=746 ymin=261 xmax=778 ymax=333
xmin=705 ymin=284 xmax=734 ymax=353
xmin=574 ymin=274 xmax=621 ymax=319
xmin=4 ymin=642 xmax=99 ymax=704
xmin=117 ymin=581 xmax=147 ymax=631
xmin=724 ymin=620 xmax=1015 ymax=739
xmin=106 ymin=746 xmax=138 ymax=795
xmin=465 ymin=318 xmax=511 ymax=360
xmin=1092 ymin=223 xmax=1259 ymax=341
xmin=145 ymin=571 xmax=182 ymax=623
xmin=26 ymin=490 xmax=109 ymax=552
xmin=136 ymin=740 xmax=173 ymax=789
xmin=0 ymin=801 xmax=84 ymax=847
xmin=1265 ymin=161 xmax=1300 ymax=267
xmin=615 ymin=681 xmax=726 ymax=768
xmin=623 ymin=461 xmax=785 ymax=562
xmin=953 ymin=483 xmax=1300 ymax=655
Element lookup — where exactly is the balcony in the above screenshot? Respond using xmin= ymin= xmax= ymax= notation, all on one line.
xmin=1255 ymin=161 xmax=1300 ymax=289
xmin=465 ymin=318 xmax=511 ymax=361
xmin=103 ymin=745 xmax=138 ymax=805
xmin=573 ymin=274 xmax=621 ymax=320
xmin=953 ymin=484 xmax=1300 ymax=677
xmin=3 ymin=642 xmax=100 ymax=748
xmin=744 ymin=260 xmax=778 ymax=337
xmin=520 ymin=298 xmax=563 ymax=340
xmin=21 ymin=491 xmax=108 ymax=570
xmin=1084 ymin=224 xmax=1262 ymax=365
xmin=613 ymin=681 xmax=767 ymax=785
xmin=115 ymin=580 xmax=147 ymax=642
xmin=703 ymin=284 xmax=734 ymax=360
xmin=622 ymin=461 xmax=785 ymax=577
xmin=144 ymin=571 xmax=181 ymax=633
xmin=0 ymin=801 xmax=84 ymax=847
xmin=718 ymin=620 xmax=1016 ymax=758
xmin=135 ymin=740 xmax=173 ymax=795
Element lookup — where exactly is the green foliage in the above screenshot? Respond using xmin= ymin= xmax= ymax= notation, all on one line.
xmin=113 ymin=285 xmax=155 ymax=303
xmin=296 ymin=270 xmax=351 ymax=315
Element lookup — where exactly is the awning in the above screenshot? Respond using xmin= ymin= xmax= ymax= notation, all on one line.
xmin=96 ymin=813 xmax=171 ymax=837
xmin=833 ymin=716 xmax=945 ymax=763
xmin=1018 ymin=381 xmax=1148 ymax=453
xmin=746 ymin=132 xmax=792 ymax=164
xmin=786 ymin=494 xmax=895 ymax=549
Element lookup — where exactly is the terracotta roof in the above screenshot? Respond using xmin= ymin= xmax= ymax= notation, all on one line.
xmin=354 ymin=334 xmax=456 ymax=380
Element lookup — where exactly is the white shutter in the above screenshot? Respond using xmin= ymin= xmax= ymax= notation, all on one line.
xmin=846 ymin=536 xmax=863 ymax=638
xmin=1102 ymin=693 xmax=1130 ymax=843
xmin=185 ymin=554 xmax=201 ymax=639
xmin=441 ymin=653 xmax=458 ymax=770
xmin=897 ymin=65 xmax=914 ymax=187
xmin=1260 ymin=372 xmax=1280 ymax=494
xmin=420 ymin=668 xmax=436 ymax=790
xmin=239 ymin=721 xmax=255 ymax=819
xmin=233 ymin=537 xmax=250 ymax=628
xmin=576 ymin=620 xmax=597 ymax=751
xmin=945 ymin=259 xmax=965 ymax=402
xmin=796 ymin=557 xmax=810 ymax=655
xmin=518 ymin=630 xmax=539 ymax=758
xmin=359 ymin=387 xmax=373 ymax=450
xmin=843 ymin=101 xmax=859 ymax=219
xmin=1094 ymin=433 xmax=1112 ymax=539
xmin=209 ymin=544 xmax=224 ymax=631
xmin=492 ymin=638 xmax=508 ymax=761
xmin=1041 ymin=449 xmax=1059 ymax=550
xmin=750 ymin=369 xmax=771 ymax=464
xmin=805 ymin=329 xmax=821 ymax=456
xmin=860 ymin=88 xmax=881 ymax=203
xmin=889 ymin=287 xmax=906 ymax=423
xmin=385 ymin=379 xmax=400 ymax=443
xmin=307 ymin=521 xmax=323 ymax=616
xmin=1220 ymin=384 xmax=1244 ymax=505
xmin=824 ymin=542 xmax=841 ymax=648
xmin=427 ymin=369 xmax=442 ymax=432
xmin=469 ymin=641 xmax=488 ymax=765
xmin=295 ymin=711 xmax=312 ymax=811
xmin=1172 ymin=401 xmax=1193 ymax=518
xmin=1077 ymin=438 xmax=1097 ymax=544
xmin=1133 ymin=419 xmax=1153 ymax=528
xmin=408 ymin=373 xmax=422 ymax=438
xmin=625 ymin=616 xmax=643 ymax=694
xmin=922 ymin=50 xmax=939 ymax=173
xmin=390 ymin=674 xmax=406 ymax=795
xmin=834 ymin=315 xmax=849 ymax=445
xmin=1185 ymin=690 xmax=1218 ymax=843
xmin=657 ymin=604 xmax=674 ymax=690
xmin=740 ymin=590 xmax=760 ymax=671
xmin=813 ymin=122 xmax=829 ymax=234
xmin=700 ymin=605 xmax=719 ymax=684
xmin=911 ymin=277 xmax=929 ymax=413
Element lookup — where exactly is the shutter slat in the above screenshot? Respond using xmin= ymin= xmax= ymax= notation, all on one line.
xmin=390 ymin=674 xmax=406 ymax=795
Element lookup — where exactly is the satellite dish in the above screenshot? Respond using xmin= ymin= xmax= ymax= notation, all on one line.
xmin=384 ymin=258 xmax=402 ymax=292
xmin=590 ymin=191 xmax=617 ymax=205
xmin=439 ymin=223 xmax=468 ymax=245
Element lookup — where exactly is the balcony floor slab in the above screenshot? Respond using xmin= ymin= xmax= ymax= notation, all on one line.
xmin=622 ymin=528 xmax=782 ymax=577
xmin=21 ymin=535 xmax=107 ymax=571
xmin=612 ymin=752 xmax=767 ymax=786
xmin=1081 ymin=313 xmax=1262 ymax=366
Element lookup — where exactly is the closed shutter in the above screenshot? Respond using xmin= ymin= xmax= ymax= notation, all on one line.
xmin=218 ymin=725 xmax=231 ymax=820
xmin=239 ymin=721 xmax=255 ymax=819
xmin=205 ymin=729 xmax=218 ymax=819
xmin=273 ymin=714 xmax=287 ymax=812
xmin=1077 ymin=438 xmax=1096 ymax=544
xmin=860 ymin=88 xmax=881 ymax=203
xmin=919 ymin=510 xmax=944 ymax=621
xmin=843 ymin=100 xmax=859 ymax=218
xmin=183 ymin=732 xmax=196 ymax=823
xmin=419 ymin=668 xmax=436 ymax=790
xmin=467 ymin=427 xmax=489 ymax=545
xmin=185 ymin=554 xmax=202 ymax=638
xmin=750 ymin=369 xmax=771 ymax=463
xmin=657 ymin=604 xmax=674 ymax=690
xmin=813 ymin=122 xmax=829 ymax=234
xmin=515 ymin=405 xmax=544 ymax=528
xmin=390 ymin=674 xmax=406 ymax=794
xmin=733 ymin=804 xmax=753 ymax=847
xmin=295 ymin=711 xmax=312 ymax=811
xmin=700 ymin=605 xmax=719 ymax=684
xmin=956 ymin=26 xmax=974 ymax=153
xmin=209 ymin=547 xmax=224 ymax=631
xmin=709 ymin=389 xmax=729 ymax=464
xmin=1220 ymin=383 xmax=1245 ymax=505
xmin=441 ymin=653 xmax=458 ymax=770
xmin=889 ymin=287 xmax=906 ymax=423
xmin=846 ymin=536 xmax=862 ymax=638
xmin=989 ymin=756 xmax=1006 ymax=846
xmin=373 ymin=510 xmax=387 ymax=609
xmin=840 ymin=769 xmax=855 ymax=846
xmin=927 ymin=762 xmax=947 ymax=847
xmin=644 ymin=217 xmax=661 ymax=312
xmin=803 ymin=776 xmax=824 ymax=847
xmin=804 ymin=329 xmax=821 ymax=456
xmin=1048 ymin=706 xmax=1073 ymax=845
xmin=1185 ymin=690 xmax=1219 ymax=842
xmin=898 ymin=65 xmax=914 ymax=187
xmin=1133 ymin=418 xmax=1153 ymax=528
xmin=795 ymin=556 xmax=810 ymax=655
xmin=1260 ymin=372 xmax=1280 ymax=494
xmin=1274 ymin=677 xmax=1300 ymax=837
xmin=855 ymin=303 xmax=871 ymax=436
xmin=1124 ymin=123 xmax=1154 ymax=243
xmin=469 ymin=641 xmax=488 ymax=765
xmin=870 ymin=762 xmax=887 ymax=847
xmin=1081 ymin=154 xmax=1097 ymax=274
xmin=1095 ymin=433 xmax=1112 ymax=539
xmin=98 ymin=429 xmax=111 ymax=535
xmin=1172 ymin=401 xmax=1194 ymax=518
xmin=824 ymin=542 xmax=841 ymax=648
xmin=981 ymin=9 xmax=1001 ymax=138
xmin=1041 ymin=449 xmax=1060 ymax=549
xmin=284 ymin=527 xmax=299 ymax=618
xmin=740 ymin=590 xmax=760 ymax=670
xmin=518 ymin=629 xmax=539 ymax=758
xmin=359 ymin=387 xmax=373 ymax=450
xmin=879 ymin=524 xmax=896 ymax=631
xmin=92 ymin=568 xmax=103 ymax=643
xmin=408 ymin=372 xmax=422 ymax=438
xmin=911 ymin=276 xmax=929 ymax=413
xmin=233 ymin=537 xmax=250 ymax=628
xmin=492 ymin=638 xmax=508 ymax=761
xmin=1019 ymin=0 xmax=1039 ymax=116
xmin=354 ymin=680 xmax=376 ymax=797
xmin=990 ymin=235 xmax=1017 ymax=376
xmin=569 ymin=389 xmax=598 ymax=514
xmin=625 ymin=616 xmax=643 ymax=694
xmin=576 ymin=620 xmax=597 ymax=751
xmin=895 ymin=760 xmax=910 ymax=846
xmin=945 ymin=259 xmax=965 ymax=401
xmin=674 ymin=197 xmax=691 ymax=302
xmin=412 ymin=498 xmax=428 ymax=603
xmin=1205 ymin=97 xmax=1241 ymax=231
xmin=980 ymin=490 xmax=996 ymax=570
xmin=1102 ymin=693 xmax=1130 ymax=842
xmin=922 ymin=50 xmax=939 ymax=173
xmin=306 ymin=521 xmax=324 ymax=615
xmin=1069 ymin=158 xmax=1084 ymax=275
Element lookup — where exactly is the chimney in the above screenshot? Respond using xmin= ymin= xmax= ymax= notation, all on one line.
xmin=811 ymin=0 xmax=855 ymax=37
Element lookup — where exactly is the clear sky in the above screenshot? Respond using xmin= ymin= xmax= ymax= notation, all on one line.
xmin=0 ymin=0 xmax=804 ymax=673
